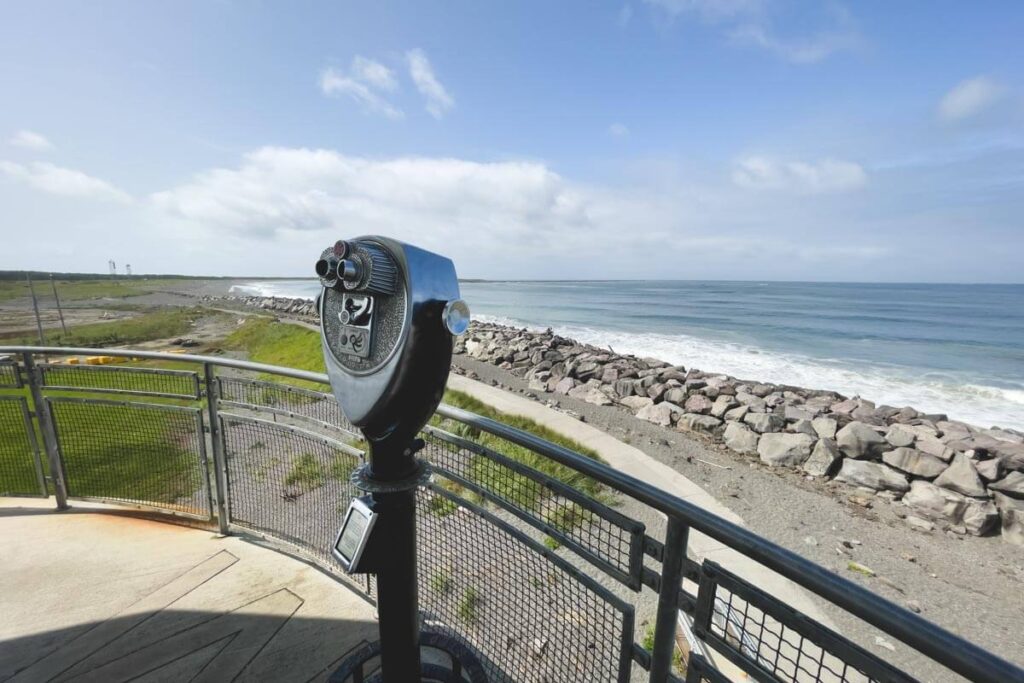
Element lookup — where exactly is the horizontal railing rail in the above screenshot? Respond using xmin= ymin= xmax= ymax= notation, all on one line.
xmin=1 ymin=345 xmax=1022 ymax=683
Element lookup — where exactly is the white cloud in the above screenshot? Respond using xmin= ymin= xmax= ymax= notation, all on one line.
xmin=939 ymin=76 xmax=1006 ymax=122
xmin=351 ymin=56 xmax=398 ymax=92
xmin=732 ymin=156 xmax=866 ymax=193
xmin=319 ymin=56 xmax=404 ymax=120
xmin=608 ymin=123 xmax=630 ymax=138
xmin=406 ymin=49 xmax=455 ymax=119
xmin=646 ymin=0 xmax=857 ymax=64
xmin=0 ymin=160 xmax=131 ymax=202
xmin=9 ymin=130 xmax=54 ymax=151
xmin=144 ymin=146 xmax=898 ymax=280
xmin=728 ymin=24 xmax=858 ymax=64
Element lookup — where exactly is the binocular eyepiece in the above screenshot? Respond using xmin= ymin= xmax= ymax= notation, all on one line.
xmin=316 ymin=240 xmax=398 ymax=296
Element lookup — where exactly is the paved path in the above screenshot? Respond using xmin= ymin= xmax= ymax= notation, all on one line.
xmin=0 ymin=499 xmax=377 ymax=682
xmin=448 ymin=374 xmax=837 ymax=632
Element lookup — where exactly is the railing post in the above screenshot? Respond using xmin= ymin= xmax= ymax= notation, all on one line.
xmin=204 ymin=363 xmax=230 ymax=535
xmin=22 ymin=352 xmax=68 ymax=510
xmin=650 ymin=516 xmax=689 ymax=682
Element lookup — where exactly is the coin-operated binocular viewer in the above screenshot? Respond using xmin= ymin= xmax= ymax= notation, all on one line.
xmin=316 ymin=237 xmax=479 ymax=682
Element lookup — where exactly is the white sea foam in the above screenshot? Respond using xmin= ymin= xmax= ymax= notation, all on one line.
xmin=230 ymin=280 xmax=319 ymax=300
xmin=225 ymin=282 xmax=1024 ymax=429
xmin=474 ymin=315 xmax=1024 ymax=430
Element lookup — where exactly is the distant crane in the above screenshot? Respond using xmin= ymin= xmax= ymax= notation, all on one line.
xmin=108 ymin=260 xmax=117 ymax=276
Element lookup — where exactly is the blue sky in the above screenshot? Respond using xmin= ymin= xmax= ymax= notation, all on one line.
xmin=1 ymin=1 xmax=1022 ymax=281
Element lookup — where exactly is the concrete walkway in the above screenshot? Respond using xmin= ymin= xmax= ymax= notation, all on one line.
xmin=448 ymin=374 xmax=837 ymax=630
xmin=0 ymin=499 xmax=377 ymax=682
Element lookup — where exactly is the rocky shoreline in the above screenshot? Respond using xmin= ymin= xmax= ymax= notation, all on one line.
xmin=218 ymin=294 xmax=1024 ymax=546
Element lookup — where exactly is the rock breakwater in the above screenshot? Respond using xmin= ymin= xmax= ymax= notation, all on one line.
xmin=222 ymin=294 xmax=1024 ymax=546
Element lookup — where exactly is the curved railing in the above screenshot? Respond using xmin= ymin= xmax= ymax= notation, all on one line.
xmin=0 ymin=346 xmax=1021 ymax=683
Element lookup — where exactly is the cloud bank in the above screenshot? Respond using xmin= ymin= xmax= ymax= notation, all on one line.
xmin=0 ymin=160 xmax=131 ymax=203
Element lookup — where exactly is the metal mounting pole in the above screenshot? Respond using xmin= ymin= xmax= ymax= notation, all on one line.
xmin=365 ymin=438 xmax=424 ymax=683
xmin=650 ymin=516 xmax=689 ymax=682
xmin=23 ymin=352 xmax=68 ymax=510
xmin=49 ymin=275 xmax=67 ymax=335
xmin=204 ymin=363 xmax=230 ymax=536
xmin=27 ymin=275 xmax=45 ymax=345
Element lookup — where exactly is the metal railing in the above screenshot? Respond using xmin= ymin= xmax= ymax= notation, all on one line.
xmin=0 ymin=346 xmax=1021 ymax=683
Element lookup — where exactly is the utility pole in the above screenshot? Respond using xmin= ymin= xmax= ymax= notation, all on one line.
xmin=26 ymin=274 xmax=45 ymax=345
xmin=49 ymin=275 xmax=67 ymax=335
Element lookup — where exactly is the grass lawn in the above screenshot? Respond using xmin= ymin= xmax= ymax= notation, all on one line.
xmin=0 ymin=397 xmax=42 ymax=495
xmin=47 ymin=400 xmax=205 ymax=507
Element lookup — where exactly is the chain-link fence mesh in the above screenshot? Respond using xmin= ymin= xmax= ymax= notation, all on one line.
xmin=423 ymin=427 xmax=641 ymax=586
xmin=40 ymin=364 xmax=200 ymax=398
xmin=219 ymin=414 xmax=368 ymax=593
xmin=0 ymin=397 xmax=44 ymax=496
xmin=47 ymin=397 xmax=211 ymax=517
xmin=218 ymin=377 xmax=356 ymax=436
xmin=0 ymin=361 xmax=21 ymax=388
xmin=417 ymin=486 xmax=632 ymax=683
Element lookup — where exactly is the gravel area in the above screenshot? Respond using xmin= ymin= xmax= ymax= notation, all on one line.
xmin=452 ymin=354 xmax=1024 ymax=683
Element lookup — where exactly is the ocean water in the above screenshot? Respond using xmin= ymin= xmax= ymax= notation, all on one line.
xmin=230 ymin=280 xmax=1024 ymax=430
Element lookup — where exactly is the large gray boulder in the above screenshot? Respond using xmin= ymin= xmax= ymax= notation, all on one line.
xmin=993 ymin=492 xmax=1024 ymax=546
xmin=664 ymin=387 xmax=687 ymax=404
xmin=884 ymin=424 xmax=917 ymax=448
xmin=568 ymin=384 xmax=613 ymax=406
xmin=881 ymin=448 xmax=948 ymax=479
xmin=710 ymin=394 xmax=739 ymax=419
xmin=757 ymin=433 xmax=815 ymax=467
xmin=990 ymin=471 xmax=1024 ymax=498
xmin=724 ymin=405 xmax=750 ymax=422
xmin=684 ymin=394 xmax=714 ymax=415
xmin=784 ymin=405 xmax=817 ymax=422
xmin=836 ymin=422 xmax=888 ymax=459
xmin=735 ymin=392 xmax=767 ymax=412
xmin=788 ymin=419 xmax=817 ymax=437
xmin=613 ymin=379 xmax=635 ymax=397
xmin=915 ymin=435 xmax=955 ymax=462
xmin=723 ymin=422 xmax=759 ymax=454
xmin=677 ymin=413 xmax=723 ymax=435
xmin=933 ymin=453 xmax=989 ymax=498
xmin=620 ymin=395 xmax=654 ymax=412
xmin=811 ymin=417 xmax=837 ymax=440
xmin=743 ymin=412 xmax=785 ymax=434
xmin=903 ymin=481 xmax=998 ymax=536
xmin=835 ymin=459 xmax=910 ymax=492
xmin=636 ymin=402 xmax=679 ymax=427
xmin=803 ymin=438 xmax=841 ymax=477
xmin=975 ymin=457 xmax=1002 ymax=483
xmin=553 ymin=377 xmax=577 ymax=395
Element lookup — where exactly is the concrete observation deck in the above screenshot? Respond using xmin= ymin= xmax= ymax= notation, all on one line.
xmin=0 ymin=499 xmax=378 ymax=682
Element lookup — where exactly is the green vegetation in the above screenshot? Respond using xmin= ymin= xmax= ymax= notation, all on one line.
xmin=429 ymin=569 xmax=453 ymax=595
xmin=457 ymin=586 xmax=482 ymax=623
xmin=0 ymin=307 xmax=208 ymax=347
xmin=642 ymin=625 xmax=686 ymax=674
xmin=0 ymin=401 xmax=43 ymax=495
xmin=51 ymin=402 xmax=203 ymax=505
xmin=223 ymin=317 xmax=325 ymax=388
xmin=283 ymin=452 xmax=356 ymax=491
xmin=429 ymin=389 xmax=612 ymax=522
